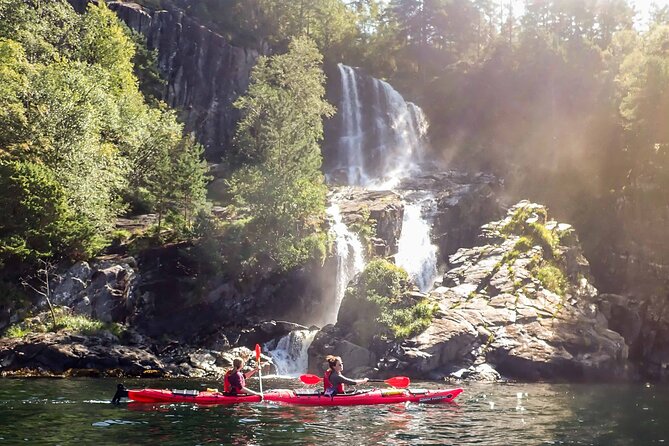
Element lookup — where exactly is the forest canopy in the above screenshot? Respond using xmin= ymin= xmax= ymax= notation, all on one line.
xmin=0 ymin=0 xmax=208 ymax=272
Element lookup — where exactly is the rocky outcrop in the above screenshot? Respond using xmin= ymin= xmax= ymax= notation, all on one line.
xmin=47 ymin=259 xmax=138 ymax=324
xmin=0 ymin=332 xmax=164 ymax=376
xmin=313 ymin=201 xmax=630 ymax=382
xmin=0 ymin=332 xmax=275 ymax=379
xmin=332 ymin=188 xmax=404 ymax=257
xmin=396 ymin=170 xmax=504 ymax=262
xmin=68 ymin=0 xmax=259 ymax=160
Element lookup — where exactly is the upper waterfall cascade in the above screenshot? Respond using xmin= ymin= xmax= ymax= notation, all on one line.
xmin=331 ymin=64 xmax=429 ymax=189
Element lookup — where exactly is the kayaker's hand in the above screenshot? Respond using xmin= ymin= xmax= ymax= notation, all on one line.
xmin=359 ymin=378 xmax=369 ymax=384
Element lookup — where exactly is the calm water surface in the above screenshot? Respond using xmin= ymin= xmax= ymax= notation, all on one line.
xmin=0 ymin=378 xmax=666 ymax=445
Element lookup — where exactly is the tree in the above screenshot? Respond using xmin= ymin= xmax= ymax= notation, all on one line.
xmin=229 ymin=36 xmax=333 ymax=273
xmin=20 ymin=259 xmax=59 ymax=329
xmin=0 ymin=160 xmax=91 ymax=267
xmin=163 ymin=136 xmax=210 ymax=234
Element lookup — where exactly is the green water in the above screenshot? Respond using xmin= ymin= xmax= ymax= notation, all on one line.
xmin=0 ymin=378 xmax=667 ymax=445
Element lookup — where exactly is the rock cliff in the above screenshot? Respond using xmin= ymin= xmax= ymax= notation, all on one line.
xmin=68 ymin=0 xmax=259 ymax=160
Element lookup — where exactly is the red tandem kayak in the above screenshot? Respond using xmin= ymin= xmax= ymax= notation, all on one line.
xmin=263 ymin=387 xmax=463 ymax=406
xmin=112 ymin=384 xmax=463 ymax=406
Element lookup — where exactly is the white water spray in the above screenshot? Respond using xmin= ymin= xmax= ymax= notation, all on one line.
xmin=264 ymin=329 xmax=319 ymax=376
xmin=338 ymin=64 xmax=367 ymax=185
xmin=325 ymin=202 xmax=365 ymax=324
xmin=396 ymin=195 xmax=439 ymax=292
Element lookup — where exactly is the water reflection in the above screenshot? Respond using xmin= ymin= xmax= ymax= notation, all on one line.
xmin=1 ymin=378 xmax=669 ymax=445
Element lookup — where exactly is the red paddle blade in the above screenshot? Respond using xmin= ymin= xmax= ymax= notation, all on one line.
xmin=299 ymin=374 xmax=322 ymax=385
xmin=255 ymin=344 xmax=261 ymax=362
xmin=385 ymin=376 xmax=410 ymax=388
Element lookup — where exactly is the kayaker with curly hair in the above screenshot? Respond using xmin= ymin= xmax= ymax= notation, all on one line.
xmin=224 ymin=357 xmax=262 ymax=396
xmin=323 ymin=355 xmax=368 ymax=396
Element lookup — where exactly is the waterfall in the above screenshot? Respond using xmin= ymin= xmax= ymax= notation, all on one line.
xmin=338 ymin=64 xmax=368 ymax=185
xmin=324 ymin=202 xmax=365 ymax=325
xmin=396 ymin=195 xmax=439 ymax=292
xmin=264 ymin=329 xmax=319 ymax=377
xmin=334 ymin=63 xmax=429 ymax=188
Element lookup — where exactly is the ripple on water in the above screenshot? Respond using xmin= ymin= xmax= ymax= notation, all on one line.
xmin=92 ymin=419 xmax=146 ymax=427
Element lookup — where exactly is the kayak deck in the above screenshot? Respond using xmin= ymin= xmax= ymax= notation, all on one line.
xmin=263 ymin=387 xmax=463 ymax=406
xmin=127 ymin=388 xmax=262 ymax=404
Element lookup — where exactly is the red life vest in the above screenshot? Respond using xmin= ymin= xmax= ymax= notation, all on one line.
xmin=224 ymin=370 xmax=245 ymax=394
xmin=224 ymin=370 xmax=233 ymax=393
xmin=323 ymin=369 xmax=345 ymax=393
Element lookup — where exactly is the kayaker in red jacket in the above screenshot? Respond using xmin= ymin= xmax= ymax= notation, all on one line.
xmin=324 ymin=355 xmax=368 ymax=395
xmin=224 ymin=357 xmax=262 ymax=396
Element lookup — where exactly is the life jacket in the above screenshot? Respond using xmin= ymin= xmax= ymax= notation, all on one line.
xmin=224 ymin=370 xmax=233 ymax=393
xmin=224 ymin=369 xmax=245 ymax=394
xmin=323 ymin=369 xmax=345 ymax=394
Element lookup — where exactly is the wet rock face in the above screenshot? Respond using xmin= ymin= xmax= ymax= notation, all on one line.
xmin=393 ymin=201 xmax=629 ymax=382
xmin=321 ymin=201 xmax=630 ymax=382
xmin=68 ymin=0 xmax=259 ymax=161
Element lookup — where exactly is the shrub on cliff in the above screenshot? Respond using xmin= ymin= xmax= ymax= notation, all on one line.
xmin=338 ymin=259 xmax=438 ymax=344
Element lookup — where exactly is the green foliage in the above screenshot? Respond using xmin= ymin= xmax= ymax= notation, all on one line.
xmin=0 ymin=160 xmax=94 ymax=266
xmin=536 ymin=264 xmax=567 ymax=297
xmin=5 ymin=307 xmax=124 ymax=338
xmin=513 ymin=236 xmax=534 ymax=254
xmin=384 ymin=299 xmax=438 ymax=339
xmin=340 ymin=259 xmax=435 ymax=342
xmin=354 ymin=258 xmax=410 ymax=305
xmin=78 ymin=1 xmax=136 ymax=92
xmin=502 ymin=207 xmax=559 ymax=258
xmin=0 ymin=0 xmax=208 ymax=273
xmin=228 ymin=36 xmax=333 ymax=273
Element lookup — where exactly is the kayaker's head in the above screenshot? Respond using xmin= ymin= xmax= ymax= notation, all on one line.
xmin=326 ymin=355 xmax=343 ymax=372
xmin=232 ymin=358 xmax=244 ymax=370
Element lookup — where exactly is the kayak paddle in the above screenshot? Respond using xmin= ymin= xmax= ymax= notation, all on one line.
xmin=255 ymin=344 xmax=264 ymax=400
xmin=299 ymin=374 xmax=411 ymax=388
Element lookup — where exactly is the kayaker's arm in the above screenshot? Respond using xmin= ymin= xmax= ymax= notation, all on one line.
xmin=243 ymin=362 xmax=266 ymax=379
xmin=243 ymin=367 xmax=258 ymax=379
xmin=241 ymin=386 xmax=262 ymax=396
xmin=331 ymin=373 xmax=369 ymax=387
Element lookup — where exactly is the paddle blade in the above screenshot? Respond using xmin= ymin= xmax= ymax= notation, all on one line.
xmin=299 ymin=374 xmax=322 ymax=385
xmin=385 ymin=376 xmax=410 ymax=388
xmin=255 ymin=344 xmax=261 ymax=362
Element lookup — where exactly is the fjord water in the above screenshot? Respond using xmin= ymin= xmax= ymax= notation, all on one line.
xmin=0 ymin=378 xmax=667 ymax=445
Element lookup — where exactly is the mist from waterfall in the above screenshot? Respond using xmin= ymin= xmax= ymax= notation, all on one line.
xmin=324 ymin=201 xmax=365 ymax=325
xmin=396 ymin=196 xmax=439 ymax=292
xmin=264 ymin=329 xmax=319 ymax=377
xmin=335 ymin=63 xmax=429 ymax=188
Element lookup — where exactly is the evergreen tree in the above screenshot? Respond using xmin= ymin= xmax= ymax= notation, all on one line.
xmin=229 ymin=36 xmax=333 ymax=273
